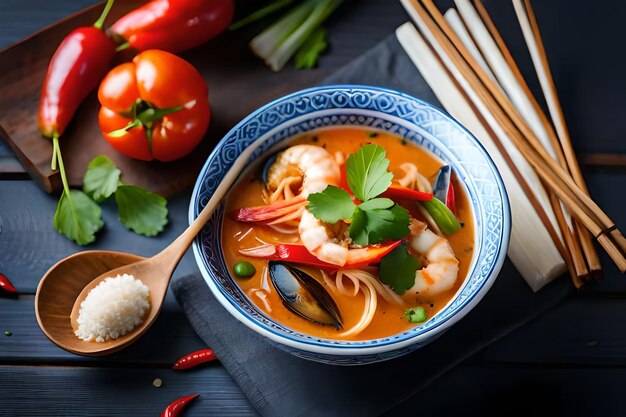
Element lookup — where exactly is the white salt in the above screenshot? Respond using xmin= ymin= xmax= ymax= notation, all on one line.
xmin=74 ymin=274 xmax=150 ymax=343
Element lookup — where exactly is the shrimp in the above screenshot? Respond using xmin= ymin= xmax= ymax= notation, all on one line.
xmin=407 ymin=220 xmax=459 ymax=298
xmin=298 ymin=209 xmax=397 ymax=267
xmin=233 ymin=145 xmax=340 ymax=225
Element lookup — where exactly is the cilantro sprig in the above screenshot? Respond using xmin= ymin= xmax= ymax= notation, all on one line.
xmin=83 ymin=155 xmax=168 ymax=237
xmin=54 ymin=155 xmax=169 ymax=245
xmin=306 ymin=144 xmax=410 ymax=246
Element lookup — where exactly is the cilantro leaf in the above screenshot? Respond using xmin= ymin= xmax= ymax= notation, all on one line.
xmin=295 ymin=27 xmax=327 ymax=69
xmin=307 ymin=185 xmax=356 ymax=224
xmin=348 ymin=204 xmax=411 ymax=246
xmin=82 ymin=155 xmax=121 ymax=203
xmin=53 ymin=190 xmax=104 ymax=245
xmin=358 ymin=197 xmax=394 ymax=211
xmin=348 ymin=207 xmax=368 ymax=246
xmin=379 ymin=244 xmax=420 ymax=295
xmin=365 ymin=205 xmax=411 ymax=244
xmin=346 ymin=144 xmax=393 ymax=202
xmin=115 ymin=185 xmax=168 ymax=236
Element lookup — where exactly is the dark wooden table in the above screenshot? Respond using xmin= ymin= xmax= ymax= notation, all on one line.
xmin=1 ymin=1 xmax=625 ymax=416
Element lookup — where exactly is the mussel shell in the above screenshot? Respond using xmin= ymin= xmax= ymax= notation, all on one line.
xmin=433 ymin=165 xmax=451 ymax=203
xmin=268 ymin=261 xmax=342 ymax=329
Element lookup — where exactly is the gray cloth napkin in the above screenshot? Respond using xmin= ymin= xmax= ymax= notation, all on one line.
xmin=172 ymin=34 xmax=572 ymax=417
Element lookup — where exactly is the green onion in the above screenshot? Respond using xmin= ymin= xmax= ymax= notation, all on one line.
xmin=250 ymin=0 xmax=342 ymax=71
xmin=404 ymin=307 xmax=427 ymax=323
xmin=422 ymin=198 xmax=462 ymax=235
xmin=229 ymin=0 xmax=295 ymax=31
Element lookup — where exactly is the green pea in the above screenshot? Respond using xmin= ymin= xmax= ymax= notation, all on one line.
xmin=4 ymin=330 xmax=12 ymax=337
xmin=233 ymin=261 xmax=256 ymax=278
xmin=404 ymin=307 xmax=427 ymax=323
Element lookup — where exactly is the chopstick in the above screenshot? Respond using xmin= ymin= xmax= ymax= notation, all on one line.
xmin=452 ymin=0 xmax=588 ymax=284
xmin=396 ymin=21 xmax=569 ymax=289
xmin=399 ymin=0 xmax=626 ymax=272
xmin=510 ymin=0 xmax=602 ymax=279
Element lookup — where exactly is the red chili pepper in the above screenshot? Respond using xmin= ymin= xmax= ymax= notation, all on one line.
xmin=110 ymin=0 xmax=235 ymax=53
xmin=380 ymin=185 xmax=433 ymax=201
xmin=38 ymin=0 xmax=117 ymax=139
xmin=161 ymin=394 xmax=199 ymax=417
xmin=446 ymin=181 xmax=456 ymax=215
xmin=173 ymin=348 xmax=216 ymax=370
xmin=0 ymin=273 xmax=17 ymax=295
xmin=258 ymin=241 xmax=402 ymax=269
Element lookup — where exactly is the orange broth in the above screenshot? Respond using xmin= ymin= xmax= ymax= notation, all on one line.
xmin=221 ymin=127 xmax=475 ymax=341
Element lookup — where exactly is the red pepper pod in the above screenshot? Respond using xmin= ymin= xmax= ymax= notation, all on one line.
xmin=38 ymin=1 xmax=117 ymax=138
xmin=173 ymin=348 xmax=216 ymax=370
xmin=380 ymin=184 xmax=433 ymax=202
xmin=241 ymin=241 xmax=402 ymax=269
xmin=161 ymin=394 xmax=199 ymax=417
xmin=110 ymin=0 xmax=235 ymax=53
xmin=0 ymin=273 xmax=17 ymax=296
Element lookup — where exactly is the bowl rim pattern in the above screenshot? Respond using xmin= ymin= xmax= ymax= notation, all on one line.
xmin=189 ymin=84 xmax=511 ymax=358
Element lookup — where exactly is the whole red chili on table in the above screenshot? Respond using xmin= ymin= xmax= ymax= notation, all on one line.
xmin=173 ymin=348 xmax=216 ymax=370
xmin=161 ymin=393 xmax=199 ymax=417
xmin=38 ymin=0 xmax=117 ymax=142
xmin=110 ymin=0 xmax=235 ymax=53
xmin=0 ymin=273 xmax=17 ymax=297
xmin=97 ymin=49 xmax=210 ymax=161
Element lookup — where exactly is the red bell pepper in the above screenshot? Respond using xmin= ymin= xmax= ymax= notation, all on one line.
xmin=243 ymin=241 xmax=401 ymax=269
xmin=38 ymin=0 xmax=116 ymax=140
xmin=380 ymin=184 xmax=433 ymax=201
xmin=110 ymin=0 xmax=235 ymax=53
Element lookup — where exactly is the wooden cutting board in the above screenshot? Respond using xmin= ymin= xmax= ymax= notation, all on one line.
xmin=0 ymin=0 xmax=332 ymax=196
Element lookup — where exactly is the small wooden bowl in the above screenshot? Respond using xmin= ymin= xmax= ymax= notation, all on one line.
xmin=35 ymin=250 xmax=145 ymax=356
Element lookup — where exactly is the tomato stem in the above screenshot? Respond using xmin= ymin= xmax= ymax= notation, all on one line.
xmin=115 ymin=41 xmax=130 ymax=52
xmin=107 ymin=119 xmax=141 ymax=137
xmin=94 ymin=0 xmax=115 ymax=31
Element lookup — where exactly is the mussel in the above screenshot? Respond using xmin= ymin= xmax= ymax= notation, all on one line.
xmin=268 ymin=261 xmax=343 ymax=329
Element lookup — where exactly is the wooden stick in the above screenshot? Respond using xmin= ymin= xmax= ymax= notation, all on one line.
xmin=455 ymin=0 xmax=589 ymax=282
xmin=396 ymin=22 xmax=568 ymax=289
xmin=399 ymin=0 xmax=626 ymax=272
xmin=418 ymin=0 xmax=623 ymax=246
xmin=510 ymin=0 xmax=602 ymax=279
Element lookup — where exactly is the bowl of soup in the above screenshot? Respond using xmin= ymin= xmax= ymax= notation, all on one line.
xmin=190 ymin=85 xmax=510 ymax=365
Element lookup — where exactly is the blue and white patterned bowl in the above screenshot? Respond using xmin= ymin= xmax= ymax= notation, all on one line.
xmin=189 ymin=85 xmax=510 ymax=365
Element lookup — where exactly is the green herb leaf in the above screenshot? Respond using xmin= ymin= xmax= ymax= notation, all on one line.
xmin=358 ymin=197 xmax=394 ymax=211
xmin=348 ymin=204 xmax=410 ymax=246
xmin=82 ymin=155 xmax=121 ymax=203
xmin=307 ymin=185 xmax=356 ymax=224
xmin=346 ymin=144 xmax=393 ymax=202
xmin=348 ymin=207 xmax=368 ymax=246
xmin=53 ymin=190 xmax=104 ymax=245
xmin=295 ymin=27 xmax=327 ymax=69
xmin=379 ymin=244 xmax=419 ymax=295
xmin=404 ymin=306 xmax=427 ymax=323
xmin=115 ymin=185 xmax=168 ymax=236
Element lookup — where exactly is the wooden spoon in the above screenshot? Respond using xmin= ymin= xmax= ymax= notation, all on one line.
xmin=34 ymin=201 xmax=213 ymax=356
xmin=35 ymin=138 xmax=265 ymax=356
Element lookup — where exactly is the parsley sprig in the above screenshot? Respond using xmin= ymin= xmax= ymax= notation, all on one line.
xmin=306 ymin=144 xmax=410 ymax=246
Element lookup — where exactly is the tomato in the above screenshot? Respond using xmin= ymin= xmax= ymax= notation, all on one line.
xmin=97 ymin=50 xmax=210 ymax=161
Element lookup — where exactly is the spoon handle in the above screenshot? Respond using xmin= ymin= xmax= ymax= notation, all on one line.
xmin=156 ymin=135 xmax=275 ymax=271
